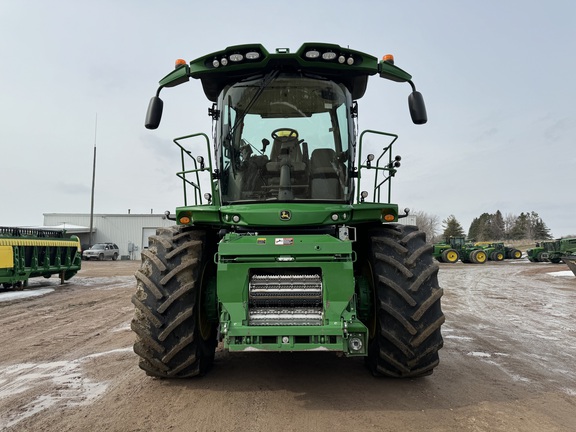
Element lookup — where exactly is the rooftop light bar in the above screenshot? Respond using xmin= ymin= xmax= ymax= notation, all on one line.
xmin=206 ymin=47 xmax=264 ymax=69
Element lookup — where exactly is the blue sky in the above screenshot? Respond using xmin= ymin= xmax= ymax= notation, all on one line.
xmin=1 ymin=0 xmax=574 ymax=237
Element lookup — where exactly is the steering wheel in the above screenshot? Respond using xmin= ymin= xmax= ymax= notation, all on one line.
xmin=271 ymin=128 xmax=299 ymax=141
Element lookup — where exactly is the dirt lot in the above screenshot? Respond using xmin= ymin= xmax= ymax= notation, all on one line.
xmin=0 ymin=259 xmax=575 ymax=431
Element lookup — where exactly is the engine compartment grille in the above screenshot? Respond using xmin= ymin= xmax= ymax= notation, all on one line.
xmin=248 ymin=271 xmax=323 ymax=325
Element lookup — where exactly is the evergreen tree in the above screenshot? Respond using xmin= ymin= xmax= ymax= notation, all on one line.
xmin=468 ymin=210 xmax=552 ymax=240
xmin=468 ymin=217 xmax=480 ymax=240
xmin=442 ymin=215 xmax=465 ymax=239
xmin=530 ymin=212 xmax=552 ymax=239
xmin=476 ymin=213 xmax=492 ymax=241
xmin=509 ymin=212 xmax=529 ymax=240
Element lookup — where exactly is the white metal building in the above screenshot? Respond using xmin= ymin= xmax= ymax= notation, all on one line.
xmin=43 ymin=213 xmax=175 ymax=260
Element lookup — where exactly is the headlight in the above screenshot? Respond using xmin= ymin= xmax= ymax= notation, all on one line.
xmin=348 ymin=337 xmax=363 ymax=352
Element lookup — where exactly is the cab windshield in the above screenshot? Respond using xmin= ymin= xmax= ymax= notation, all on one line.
xmin=218 ymin=74 xmax=352 ymax=203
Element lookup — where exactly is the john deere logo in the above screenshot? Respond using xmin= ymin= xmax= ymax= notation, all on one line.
xmin=280 ymin=210 xmax=291 ymax=221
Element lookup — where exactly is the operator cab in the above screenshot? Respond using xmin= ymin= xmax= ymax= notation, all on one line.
xmin=217 ymin=73 xmax=352 ymax=204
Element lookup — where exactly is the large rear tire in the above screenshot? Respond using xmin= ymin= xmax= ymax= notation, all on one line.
xmin=365 ymin=224 xmax=444 ymax=378
xmin=131 ymin=226 xmax=217 ymax=378
xmin=490 ymin=251 xmax=505 ymax=261
xmin=470 ymin=249 xmax=487 ymax=264
xmin=441 ymin=248 xmax=459 ymax=263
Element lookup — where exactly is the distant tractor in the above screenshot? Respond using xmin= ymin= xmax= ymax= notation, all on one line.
xmin=433 ymin=237 xmax=487 ymax=264
xmin=432 ymin=242 xmax=460 ymax=263
xmin=503 ymin=244 xmax=523 ymax=260
xmin=474 ymin=242 xmax=522 ymax=261
xmin=474 ymin=242 xmax=505 ymax=261
xmin=542 ymin=238 xmax=576 ymax=263
xmin=528 ymin=238 xmax=576 ymax=263
xmin=527 ymin=242 xmax=547 ymax=262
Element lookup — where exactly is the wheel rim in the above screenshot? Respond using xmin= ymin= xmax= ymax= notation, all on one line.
xmin=447 ymin=251 xmax=458 ymax=262
xmin=477 ymin=251 xmax=487 ymax=263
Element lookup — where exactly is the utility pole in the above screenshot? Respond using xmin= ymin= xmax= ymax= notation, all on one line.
xmin=89 ymin=114 xmax=97 ymax=246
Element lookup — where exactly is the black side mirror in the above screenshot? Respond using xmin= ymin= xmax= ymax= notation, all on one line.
xmin=408 ymin=91 xmax=427 ymax=125
xmin=145 ymin=96 xmax=164 ymax=129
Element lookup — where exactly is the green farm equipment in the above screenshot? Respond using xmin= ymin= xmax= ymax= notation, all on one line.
xmin=527 ymin=242 xmax=546 ymax=262
xmin=432 ymin=243 xmax=460 ymax=263
xmin=132 ymin=43 xmax=444 ymax=379
xmin=0 ymin=226 xmax=82 ymax=288
xmin=526 ymin=239 xmax=564 ymax=263
xmin=474 ymin=242 xmax=522 ymax=261
xmin=504 ymin=244 xmax=523 ymax=259
xmin=542 ymin=238 xmax=576 ymax=263
xmin=433 ymin=237 xmax=487 ymax=264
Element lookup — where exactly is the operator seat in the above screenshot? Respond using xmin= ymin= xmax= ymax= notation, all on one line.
xmin=265 ymin=132 xmax=308 ymax=198
xmin=267 ymin=134 xmax=305 ymax=170
xmin=309 ymin=148 xmax=342 ymax=199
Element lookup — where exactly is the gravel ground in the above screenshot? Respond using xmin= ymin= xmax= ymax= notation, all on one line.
xmin=0 ymin=259 xmax=574 ymax=431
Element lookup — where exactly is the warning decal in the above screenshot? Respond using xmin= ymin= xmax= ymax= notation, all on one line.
xmin=274 ymin=238 xmax=294 ymax=245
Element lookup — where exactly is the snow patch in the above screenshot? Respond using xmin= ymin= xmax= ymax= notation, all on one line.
xmin=74 ymin=276 xmax=135 ymax=290
xmin=0 ymin=288 xmax=54 ymax=303
xmin=467 ymin=351 xmax=491 ymax=358
xmin=110 ymin=322 xmax=131 ymax=333
xmin=444 ymin=335 xmax=474 ymax=341
xmin=547 ymin=271 xmax=575 ymax=277
xmin=0 ymin=348 xmax=132 ymax=429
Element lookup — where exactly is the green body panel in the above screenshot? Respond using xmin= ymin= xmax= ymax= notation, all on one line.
xmin=0 ymin=227 xmax=82 ymax=287
xmin=216 ymin=233 xmax=367 ymax=355
xmin=432 ymin=244 xmax=451 ymax=258
xmin=526 ymin=246 xmax=545 ymax=262
xmin=176 ymin=202 xmax=398 ymax=228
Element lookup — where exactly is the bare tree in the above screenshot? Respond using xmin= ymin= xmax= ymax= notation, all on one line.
xmin=412 ymin=209 xmax=440 ymax=243
xmin=504 ymin=213 xmax=517 ymax=239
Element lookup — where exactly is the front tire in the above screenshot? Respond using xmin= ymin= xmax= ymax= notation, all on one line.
xmin=131 ymin=226 xmax=217 ymax=378
xmin=365 ymin=224 xmax=444 ymax=378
